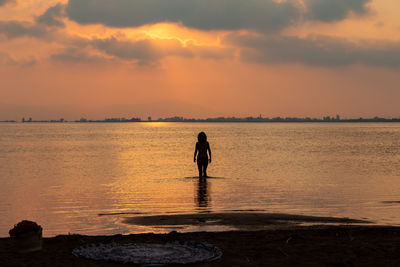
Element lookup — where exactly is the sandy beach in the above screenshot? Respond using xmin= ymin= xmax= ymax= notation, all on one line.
xmin=2 ymin=213 xmax=400 ymax=266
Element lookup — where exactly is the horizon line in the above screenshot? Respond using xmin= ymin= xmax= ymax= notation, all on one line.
xmin=2 ymin=115 xmax=400 ymax=123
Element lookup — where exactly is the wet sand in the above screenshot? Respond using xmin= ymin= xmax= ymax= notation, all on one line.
xmin=2 ymin=213 xmax=400 ymax=266
xmin=123 ymin=212 xmax=370 ymax=231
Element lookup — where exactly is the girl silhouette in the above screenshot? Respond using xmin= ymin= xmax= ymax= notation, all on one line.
xmin=194 ymin=132 xmax=212 ymax=178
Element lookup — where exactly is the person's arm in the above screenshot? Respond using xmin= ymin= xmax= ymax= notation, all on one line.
xmin=194 ymin=143 xmax=198 ymax=162
xmin=207 ymin=142 xmax=212 ymax=163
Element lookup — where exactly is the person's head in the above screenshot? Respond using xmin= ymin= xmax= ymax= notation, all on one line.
xmin=197 ymin=132 xmax=207 ymax=142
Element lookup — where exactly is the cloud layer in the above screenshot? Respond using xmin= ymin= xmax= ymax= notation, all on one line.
xmin=0 ymin=3 xmax=65 ymax=39
xmin=0 ymin=51 xmax=36 ymax=66
xmin=305 ymin=0 xmax=371 ymax=22
xmin=37 ymin=3 xmax=66 ymax=27
xmin=2 ymin=0 xmax=399 ymax=69
xmin=51 ymin=35 xmax=233 ymax=66
xmin=0 ymin=0 xmax=15 ymax=7
xmin=66 ymin=0 xmax=372 ymax=31
xmin=66 ymin=0 xmax=301 ymax=31
xmin=225 ymin=33 xmax=400 ymax=68
xmin=0 ymin=21 xmax=47 ymax=38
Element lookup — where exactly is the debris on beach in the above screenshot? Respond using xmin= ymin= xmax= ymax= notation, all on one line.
xmin=72 ymin=241 xmax=222 ymax=266
xmin=9 ymin=220 xmax=43 ymax=253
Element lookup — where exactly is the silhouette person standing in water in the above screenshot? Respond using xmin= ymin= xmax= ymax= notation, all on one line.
xmin=194 ymin=132 xmax=212 ymax=178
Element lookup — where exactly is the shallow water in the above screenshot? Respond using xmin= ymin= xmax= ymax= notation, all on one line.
xmin=1 ymin=122 xmax=400 ymax=236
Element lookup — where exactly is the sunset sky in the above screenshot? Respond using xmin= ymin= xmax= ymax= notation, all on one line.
xmin=0 ymin=0 xmax=399 ymax=120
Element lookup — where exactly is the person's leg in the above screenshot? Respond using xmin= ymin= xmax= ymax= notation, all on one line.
xmin=203 ymin=160 xmax=209 ymax=178
xmin=197 ymin=160 xmax=202 ymax=178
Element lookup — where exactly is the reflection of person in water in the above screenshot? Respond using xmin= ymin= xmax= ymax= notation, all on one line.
xmin=193 ymin=132 xmax=212 ymax=178
xmin=196 ymin=178 xmax=209 ymax=208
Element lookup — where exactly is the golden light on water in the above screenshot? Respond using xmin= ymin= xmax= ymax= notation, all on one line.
xmin=142 ymin=122 xmax=171 ymax=127
xmin=2 ymin=123 xmax=400 ymax=236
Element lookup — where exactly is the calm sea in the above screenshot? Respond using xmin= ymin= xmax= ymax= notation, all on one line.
xmin=1 ymin=122 xmax=400 ymax=237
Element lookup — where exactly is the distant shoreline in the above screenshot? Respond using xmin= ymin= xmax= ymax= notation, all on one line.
xmin=3 ymin=114 xmax=400 ymax=123
xmin=2 ymin=120 xmax=400 ymax=123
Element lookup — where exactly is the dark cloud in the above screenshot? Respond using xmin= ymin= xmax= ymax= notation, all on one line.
xmin=0 ymin=4 xmax=66 ymax=39
xmin=50 ymin=36 xmax=233 ymax=66
xmin=51 ymin=47 xmax=111 ymax=64
xmin=225 ymin=33 xmax=400 ymax=68
xmin=0 ymin=0 xmax=15 ymax=7
xmin=37 ymin=3 xmax=66 ymax=27
xmin=305 ymin=0 xmax=371 ymax=22
xmin=66 ymin=0 xmax=300 ymax=32
xmin=66 ymin=0 xmax=373 ymax=31
xmin=0 ymin=21 xmax=47 ymax=38
xmin=90 ymin=36 xmax=232 ymax=65
xmin=91 ymin=37 xmax=191 ymax=64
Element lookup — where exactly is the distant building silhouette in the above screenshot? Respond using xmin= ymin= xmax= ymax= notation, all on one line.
xmin=5 ymin=114 xmax=400 ymax=123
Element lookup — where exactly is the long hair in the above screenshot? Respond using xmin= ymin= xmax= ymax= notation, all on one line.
xmin=197 ymin=132 xmax=207 ymax=142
